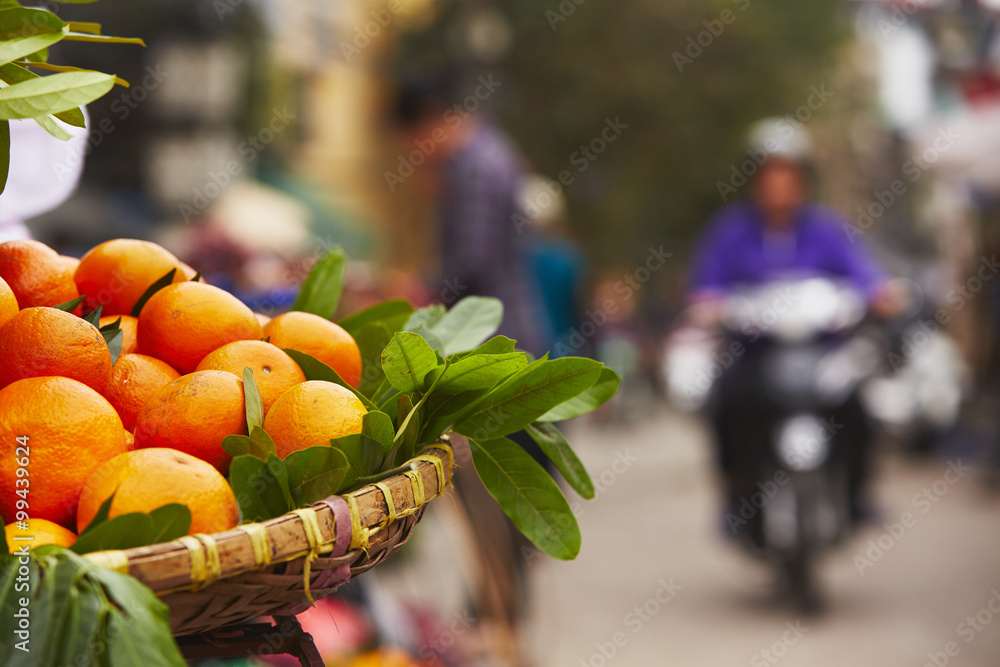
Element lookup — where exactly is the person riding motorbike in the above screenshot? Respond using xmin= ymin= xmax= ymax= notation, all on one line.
xmin=688 ymin=118 xmax=899 ymax=528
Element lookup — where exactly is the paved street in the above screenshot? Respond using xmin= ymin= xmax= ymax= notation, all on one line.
xmin=524 ymin=409 xmax=1000 ymax=667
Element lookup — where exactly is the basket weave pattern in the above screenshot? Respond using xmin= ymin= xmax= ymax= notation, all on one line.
xmin=82 ymin=442 xmax=455 ymax=636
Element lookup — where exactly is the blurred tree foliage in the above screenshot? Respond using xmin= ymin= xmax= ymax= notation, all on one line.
xmin=395 ymin=0 xmax=848 ymax=269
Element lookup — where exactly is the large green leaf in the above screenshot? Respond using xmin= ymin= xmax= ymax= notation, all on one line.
xmin=362 ymin=410 xmax=395 ymax=450
xmin=458 ymin=335 xmax=517 ymax=358
xmin=526 ymin=422 xmax=594 ymax=499
xmin=0 ymin=70 xmax=114 ymax=119
xmin=0 ymin=8 xmax=67 ymax=66
xmin=538 ymin=366 xmax=621 ymax=422
xmin=242 ymin=367 xmax=264 ymax=431
xmin=453 ymin=357 xmax=603 ymax=440
xmin=418 ymin=296 xmax=504 ymax=356
xmin=339 ymin=298 xmax=413 ymax=339
xmin=70 ymin=513 xmax=151 ymax=554
xmin=228 ymin=454 xmax=294 ymax=522
xmin=356 ymin=322 xmax=392 ymax=399
xmin=283 ymin=348 xmax=378 ymax=411
xmin=418 ymin=388 xmax=489 ymax=444
xmin=380 ymin=331 xmax=439 ymax=394
xmin=422 ymin=351 xmax=527 ymax=394
xmin=0 ymin=62 xmax=85 ymax=128
xmin=469 ymin=437 xmax=581 ymax=560
xmin=332 ymin=433 xmax=385 ymax=490
xmin=291 ymin=247 xmax=346 ymax=319
xmin=284 ymin=446 xmax=349 ymax=505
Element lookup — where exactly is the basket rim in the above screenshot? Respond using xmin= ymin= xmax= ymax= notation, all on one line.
xmin=81 ymin=441 xmax=455 ymax=595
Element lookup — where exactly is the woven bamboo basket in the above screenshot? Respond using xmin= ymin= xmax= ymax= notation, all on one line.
xmin=80 ymin=441 xmax=456 ymax=636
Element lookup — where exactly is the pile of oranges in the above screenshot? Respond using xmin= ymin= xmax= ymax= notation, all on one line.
xmin=0 ymin=238 xmax=367 ymax=552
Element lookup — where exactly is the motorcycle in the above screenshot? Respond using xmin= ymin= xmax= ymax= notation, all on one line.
xmin=665 ymin=278 xmax=880 ymax=612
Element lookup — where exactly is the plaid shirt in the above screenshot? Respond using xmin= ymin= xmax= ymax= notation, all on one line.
xmin=440 ymin=122 xmax=542 ymax=354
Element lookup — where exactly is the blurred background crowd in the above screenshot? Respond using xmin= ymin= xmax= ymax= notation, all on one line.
xmin=7 ymin=0 xmax=1000 ymax=664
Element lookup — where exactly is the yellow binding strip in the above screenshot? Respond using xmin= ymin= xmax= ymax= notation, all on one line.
xmin=82 ymin=549 xmax=129 ymax=574
xmin=236 ymin=523 xmax=272 ymax=567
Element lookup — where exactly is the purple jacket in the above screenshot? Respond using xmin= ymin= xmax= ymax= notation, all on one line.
xmin=689 ymin=202 xmax=886 ymax=299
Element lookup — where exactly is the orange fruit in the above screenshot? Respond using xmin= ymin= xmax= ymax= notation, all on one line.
xmin=263 ymin=312 xmax=362 ymax=387
xmin=0 ymin=239 xmax=80 ymax=309
xmin=133 ymin=370 xmax=248 ymax=472
xmin=196 ymin=340 xmax=306 ymax=414
xmin=76 ymin=448 xmax=239 ymax=536
xmin=254 ymin=312 xmax=271 ymax=328
xmin=5 ymin=518 xmax=77 ymax=552
xmin=264 ymin=380 xmax=366 ymax=458
xmin=0 ymin=376 xmax=127 ymax=527
xmin=99 ymin=314 xmax=139 ymax=355
xmin=0 ymin=275 xmax=18 ymax=329
xmin=74 ymin=239 xmax=187 ymax=316
xmin=105 ymin=353 xmax=181 ymax=432
xmin=0 ymin=307 xmax=112 ymax=395
xmin=137 ymin=282 xmax=262 ymax=374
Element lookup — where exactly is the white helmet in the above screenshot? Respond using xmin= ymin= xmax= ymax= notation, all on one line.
xmin=746 ymin=116 xmax=813 ymax=162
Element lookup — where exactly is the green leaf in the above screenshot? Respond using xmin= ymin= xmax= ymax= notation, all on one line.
xmin=70 ymin=513 xmax=151 ymax=554
xmin=460 ymin=334 xmax=517 ymax=357
xmin=283 ymin=348 xmax=378 ymax=411
xmin=242 ymin=367 xmax=264 ymax=431
xmin=469 ymin=437 xmax=581 ymax=560
xmin=423 ymin=352 xmax=528 ymax=394
xmin=0 ymin=70 xmax=114 ymax=119
xmin=291 ymin=247 xmax=346 ymax=319
xmin=284 ymin=446 xmax=349 ymax=505
xmin=404 ymin=303 xmax=446 ymax=331
xmin=67 ymin=21 xmax=100 ymax=34
xmin=0 ymin=8 xmax=67 ymax=66
xmin=52 ymin=294 xmax=84 ymax=312
xmin=362 ymin=410 xmax=395 ymax=450
xmin=98 ymin=316 xmax=121 ymax=332
xmin=130 ymin=268 xmax=175 ymax=317
xmin=538 ymin=367 xmax=621 ymax=422
xmin=356 ymin=322 xmax=392 ymax=399
xmin=79 ymin=491 xmax=115 ymax=535
xmin=16 ymin=59 xmax=131 ymax=87
xmin=228 ymin=454 xmax=293 ymax=522
xmin=103 ymin=327 xmax=123 ymax=366
xmin=426 ymin=296 xmax=504 ymax=355
xmin=221 ymin=428 xmax=279 ymax=461
xmin=82 ymin=302 xmax=102 ymax=326
xmin=526 ymin=422 xmax=594 ymax=499
xmin=53 ymin=105 xmax=84 ymax=127
xmin=32 ymin=112 xmax=70 ymax=139
xmin=418 ymin=388 xmax=489 ymax=444
xmin=0 ymin=63 xmax=88 ymax=129
xmin=61 ymin=32 xmax=145 ymax=46
xmin=380 ymin=331 xmax=439 ymax=394
xmin=333 ymin=433 xmax=385 ymax=489
xmin=453 ymin=357 xmax=603 ymax=440
xmin=339 ymin=298 xmax=413 ymax=339
xmin=145 ymin=504 xmax=192 ymax=544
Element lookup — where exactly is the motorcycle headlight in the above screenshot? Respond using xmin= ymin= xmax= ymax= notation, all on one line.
xmin=775 ymin=414 xmax=830 ymax=472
